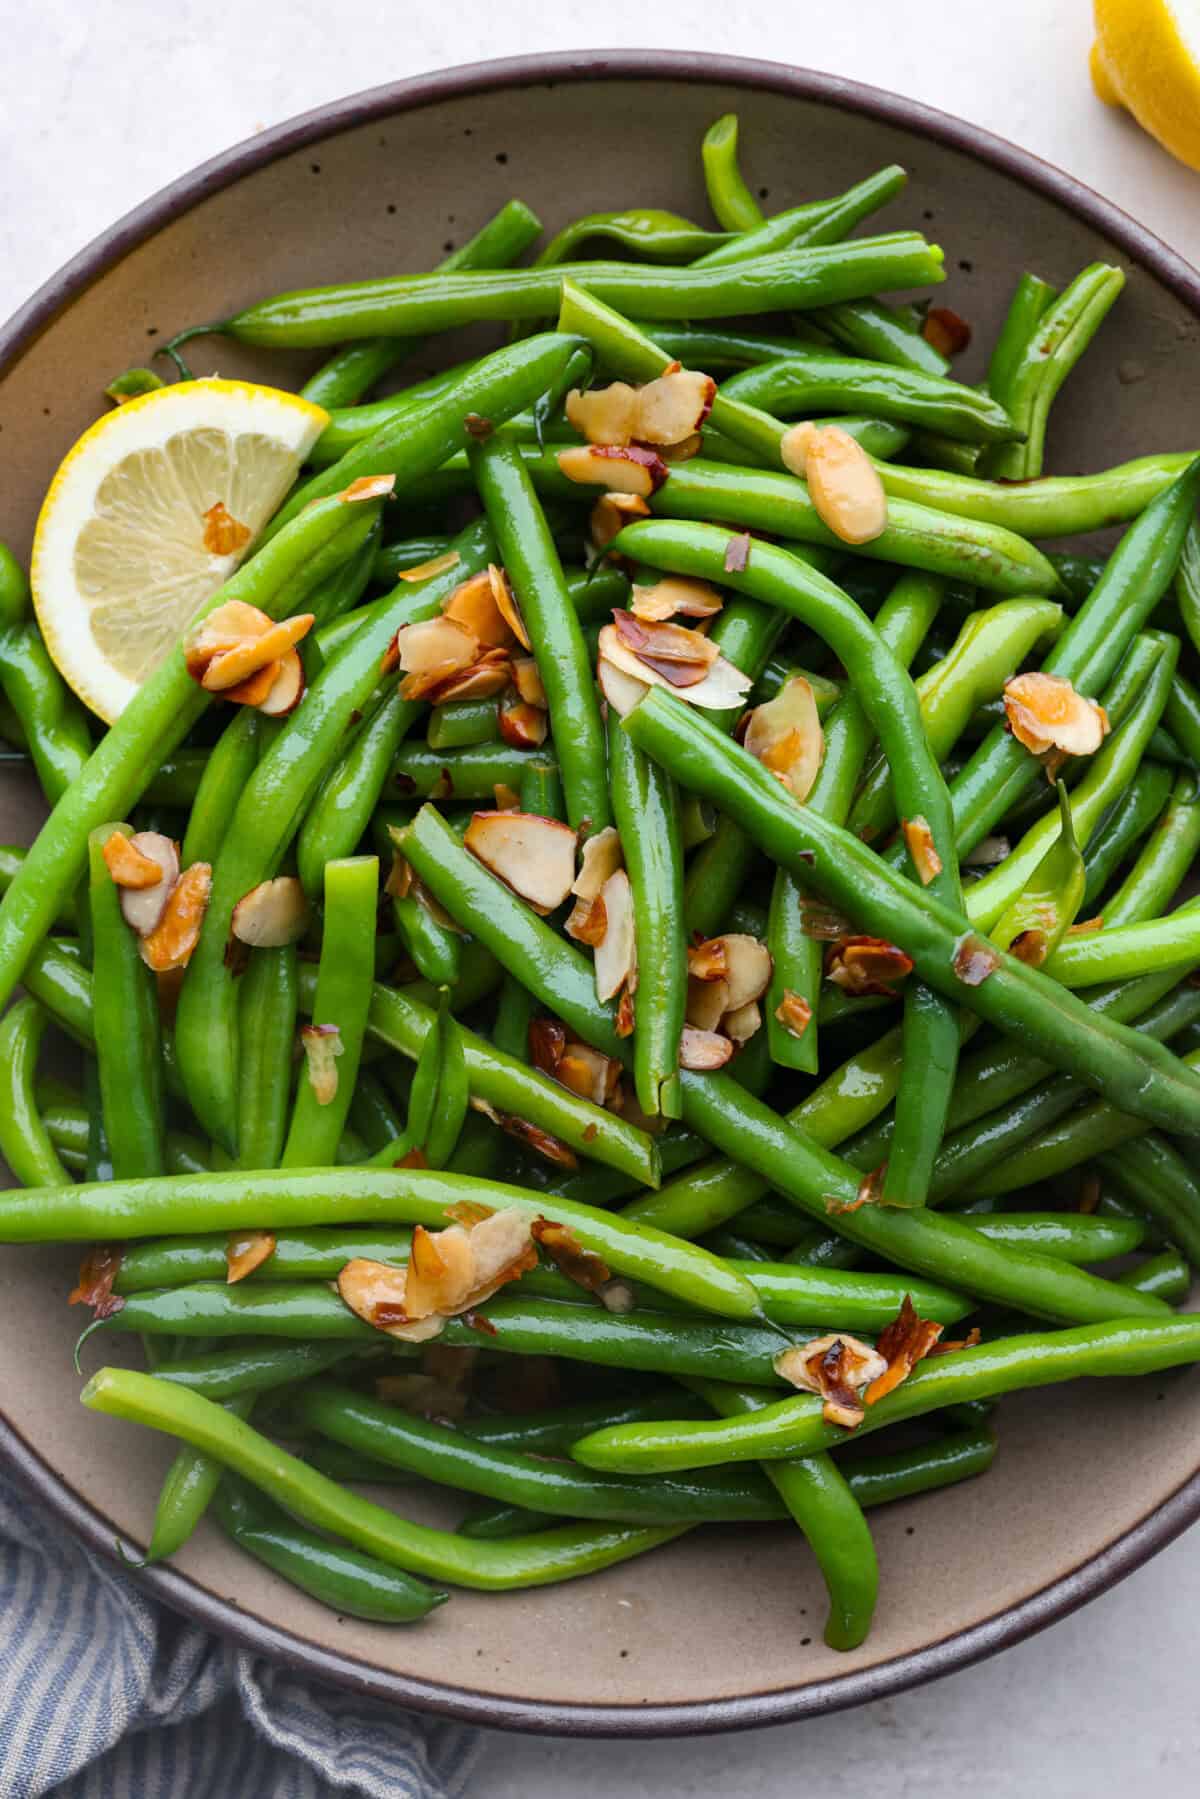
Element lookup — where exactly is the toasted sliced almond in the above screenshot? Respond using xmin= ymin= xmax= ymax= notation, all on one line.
xmin=512 ymin=656 xmax=547 ymax=708
xmin=395 ymin=615 xmax=479 ymax=699
xmin=804 ymin=425 xmax=888 ymax=545
xmin=723 ymin=999 xmax=762 ymax=1043
xmin=774 ymin=1332 xmax=889 ymax=1429
xmin=301 ymin=1023 xmax=343 ymax=1104
xmin=184 ymin=600 xmax=273 ymax=680
xmin=201 ymin=613 xmax=314 ymax=692
xmin=864 ymin=1295 xmax=944 ymax=1405
xmin=531 ymin=1217 xmax=613 ymax=1296
xmin=775 ymin=990 xmax=813 ymax=1040
xmin=138 ymin=861 xmax=211 ymax=972
xmin=565 ymin=893 xmax=608 ymax=947
xmin=102 ymin=830 xmax=165 ymax=889
xmin=572 ymin=826 xmax=624 ymax=900
xmin=566 ymin=382 xmax=640 ymax=446
xmin=406 ymin=1223 xmax=476 ymax=1317
xmin=598 ymin=625 xmax=751 ymax=712
xmin=687 ymin=938 xmax=728 ymax=983
xmin=231 ymin=875 xmax=311 ymax=947
xmin=223 ymin=658 xmax=282 ymax=708
xmin=398 ymin=549 xmax=461 ymax=584
xmin=1003 ymin=672 xmax=1109 ymax=759
xmin=634 ymin=369 xmax=716 ymax=445
xmin=488 ymin=564 xmax=531 ymax=651
xmin=779 ymin=421 xmax=820 ymax=479
xmin=498 ymin=692 xmax=549 ymax=748
xmin=923 ymin=307 xmax=971 ymax=357
xmin=257 ymin=648 xmax=305 ymax=716
xmin=717 ymin=933 xmax=773 ymax=1010
xmin=686 ymin=974 xmax=731 ymax=1032
xmin=597 ymin=651 xmax=650 ymax=717
xmin=589 ymin=491 xmax=650 ymax=551
xmin=226 ymin=1229 xmax=276 ymax=1284
xmin=118 ymin=832 xmax=180 ymax=936
xmin=902 ymin=815 xmax=943 ymax=885
xmin=679 ymin=1025 xmax=733 ymax=1070
xmin=612 ymin=609 xmax=719 ymax=669
xmin=557 ymin=444 xmax=668 ymax=498
xmin=339 ymin=473 xmax=396 ymax=503
xmin=464 ymin=1207 xmax=540 ymax=1307
xmin=743 ymin=676 xmax=823 ymax=801
xmin=825 ymin=936 xmax=913 ymax=996
xmin=630 ymin=576 xmax=723 ymax=623
xmin=557 ymin=1044 xmax=622 ymax=1107
xmin=660 ymin=431 xmax=703 ymax=464
xmin=336 ymin=1258 xmax=444 ymax=1344
xmin=465 ymin=811 xmax=577 ymax=914
xmin=427 ymin=649 xmax=512 ymax=705
xmin=493 ymin=782 xmax=521 ymax=812
xmin=442 ymin=568 xmax=514 ymax=647
xmin=594 ymin=868 xmax=637 ymax=1003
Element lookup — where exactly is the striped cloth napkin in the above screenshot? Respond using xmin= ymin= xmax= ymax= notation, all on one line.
xmin=0 ymin=1464 xmax=481 ymax=1798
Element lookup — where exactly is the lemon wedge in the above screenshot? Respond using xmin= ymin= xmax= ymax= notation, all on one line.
xmin=31 ymin=379 xmax=327 ymax=722
xmin=1091 ymin=0 xmax=1200 ymax=172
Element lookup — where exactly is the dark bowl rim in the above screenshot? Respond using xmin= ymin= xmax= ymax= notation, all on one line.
xmin=2 ymin=46 xmax=1199 ymax=1739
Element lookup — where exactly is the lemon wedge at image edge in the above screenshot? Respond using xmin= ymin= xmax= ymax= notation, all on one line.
xmin=1091 ymin=0 xmax=1200 ymax=173
xmin=31 ymin=378 xmax=328 ymax=723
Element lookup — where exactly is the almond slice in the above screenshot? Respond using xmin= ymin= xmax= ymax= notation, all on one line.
xmin=427 ymin=649 xmax=512 ymax=705
xmin=565 ymin=893 xmax=608 ymax=946
xmin=596 ymin=652 xmax=651 ymax=718
xmin=488 ymin=564 xmax=531 ymax=651
xmin=597 ymin=625 xmax=751 ymax=712
xmin=825 ymin=935 xmax=913 ymax=996
xmin=630 ymin=576 xmax=723 ymax=623
xmin=257 ymin=648 xmax=306 ymax=716
xmin=556 ymin=1044 xmax=623 ymax=1107
xmin=569 ymin=828 xmax=622 ymax=904
xmin=686 ymin=974 xmax=731 ymax=1032
xmin=802 ymin=425 xmax=888 ymax=545
xmin=138 ymin=861 xmax=211 ymax=972
xmin=465 ymin=811 xmax=577 ymax=914
xmin=118 ymin=832 xmax=180 ymax=936
xmin=405 ymin=1223 xmax=477 ymax=1317
xmin=722 ymin=999 xmax=762 ymax=1043
xmin=774 ymin=1332 xmax=889 ymax=1429
xmin=512 ymin=656 xmax=547 ymax=708
xmin=557 ymin=444 xmax=668 ymax=498
xmin=442 ymin=568 xmax=514 ymax=647
xmin=226 ymin=1229 xmax=276 ymax=1284
xmin=566 ymin=382 xmax=640 ymax=446
xmin=594 ymin=868 xmax=637 ymax=1003
xmin=498 ymin=692 xmax=549 ymax=748
xmin=336 ymin=1258 xmax=445 ymax=1344
xmin=231 ymin=875 xmax=311 ymax=947
xmin=743 ymin=676 xmax=824 ymax=801
xmin=779 ymin=421 xmax=820 ymax=479
xmin=301 ymin=1023 xmax=343 ymax=1105
xmin=590 ymin=491 xmax=650 ymax=551
xmin=687 ymin=938 xmax=728 ymax=982
xmin=339 ymin=473 xmax=397 ymax=503
xmin=102 ymin=830 xmax=165 ymax=890
xmin=633 ymin=369 xmax=716 ymax=446
xmin=398 ymin=549 xmax=462 ymax=584
xmin=679 ymin=1025 xmax=734 ymax=1070
xmin=201 ymin=613 xmax=314 ymax=692
xmin=902 ymin=815 xmax=943 ymax=885
xmin=1003 ymin=671 xmax=1109 ymax=759
xmin=611 ymin=610 xmax=719 ymax=669
xmin=184 ymin=600 xmax=274 ymax=680
xmin=714 ymin=933 xmax=773 ymax=1010
xmin=394 ymin=615 xmax=480 ymax=699
xmin=223 ymin=658 xmax=283 ymax=708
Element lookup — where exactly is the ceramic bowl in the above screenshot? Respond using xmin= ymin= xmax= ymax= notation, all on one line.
xmin=2 ymin=50 xmax=1198 ymax=1737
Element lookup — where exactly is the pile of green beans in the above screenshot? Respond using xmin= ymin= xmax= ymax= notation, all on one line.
xmin=3 ymin=110 xmax=1200 ymax=1657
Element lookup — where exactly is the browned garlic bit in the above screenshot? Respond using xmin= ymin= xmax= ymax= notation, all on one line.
xmin=863 ymin=1295 xmax=944 ymax=1405
xmin=301 ymin=1023 xmax=343 ymax=1105
xmin=742 ymin=676 xmax=824 ymax=801
xmin=1003 ymin=670 xmax=1109 ymax=770
xmin=337 ymin=1206 xmax=538 ymax=1343
xmin=781 ymin=423 xmax=888 ymax=545
xmin=201 ymin=501 xmax=253 ymax=557
xmin=338 ymin=474 xmax=397 ymax=504
xmin=529 ymin=1018 xmax=623 ymax=1110
xmin=774 ymin=1332 xmax=889 ymax=1428
xmin=464 ymin=811 xmax=578 ymax=914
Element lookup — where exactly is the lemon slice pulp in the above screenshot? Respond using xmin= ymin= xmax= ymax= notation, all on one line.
xmin=31 ymin=379 xmax=327 ymax=722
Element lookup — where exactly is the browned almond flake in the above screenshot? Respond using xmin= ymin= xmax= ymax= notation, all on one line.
xmin=803 ymin=425 xmax=888 ymax=545
xmin=231 ymin=875 xmax=310 ymax=947
xmin=633 ymin=369 xmax=716 ymax=445
xmin=630 ymin=576 xmax=723 ymax=623
xmin=488 ymin=564 xmax=532 ymax=651
xmin=923 ymin=307 xmax=972 ymax=356
xmin=687 ymin=938 xmax=728 ymax=983
xmin=465 ymin=811 xmax=577 ymax=913
xmin=427 ymin=649 xmax=512 ymax=706
xmin=594 ymin=868 xmax=637 ymax=1003
xmin=531 ymin=1217 xmax=613 ymax=1296
xmin=498 ymin=693 xmax=549 ymax=748
xmin=398 ymin=549 xmax=461 ymax=584
xmin=222 ymin=658 xmax=282 ymax=708
xmin=226 ymin=1229 xmax=277 ymax=1285
xmin=512 ymin=656 xmax=547 ymax=708
xmin=202 ymin=500 xmax=252 ymax=557
xmin=724 ymin=531 xmax=751 ymax=573
xmin=589 ymin=491 xmax=650 ymax=551
xmin=68 ymin=1246 xmax=124 ymax=1316
xmin=864 ymin=1295 xmax=944 ymax=1405
xmin=611 ymin=610 xmax=719 ymax=668
xmin=301 ymin=1023 xmax=343 ymax=1105
xmin=493 ymin=783 xmax=521 ymax=812
xmin=139 ymin=862 xmax=212 ymax=972
xmin=442 ymin=568 xmax=514 ymax=646
xmin=565 ymin=893 xmax=608 ymax=946
xmin=1003 ymin=671 xmax=1109 ymax=760
xmin=952 ymin=933 xmax=1000 ymax=986
xmin=774 ymin=990 xmax=813 ymax=1039
xmin=557 ymin=443 xmax=669 ymax=497
xmin=258 ymin=649 xmax=307 ymax=717
xmin=825 ymin=936 xmax=914 ymax=996
xmin=679 ymin=1025 xmax=733 ymax=1070
xmin=615 ymin=987 xmax=636 ymax=1039
xmin=901 ymin=815 xmax=943 ymax=885
xmin=566 ymin=381 xmax=640 ymax=446
xmin=743 ymin=677 xmax=823 ymax=801
xmin=339 ymin=473 xmax=396 ymax=503
xmin=102 ymin=831 xmax=165 ymax=890
xmin=528 ymin=1016 xmax=568 ymax=1076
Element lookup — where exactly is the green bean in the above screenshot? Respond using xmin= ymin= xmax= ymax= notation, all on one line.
xmin=983 ymin=265 xmax=1124 ymax=480
xmin=806 ymin=297 xmax=950 ymax=376
xmin=145 ymin=1393 xmax=254 ymax=1562
xmin=701 ymin=114 xmax=763 ymax=230
xmin=1079 ymin=764 xmax=1175 ymax=912
xmin=470 ymin=434 xmax=609 ymax=834
xmin=281 ymin=857 xmax=377 ymax=1168
xmin=235 ymin=946 xmax=299 ymax=1171
xmin=1104 ymin=772 xmax=1200 ymax=926
xmin=721 ymin=354 xmax=1018 ymax=443
xmin=372 ymin=812 xmax=463 ymax=989
xmin=1099 ymin=1136 xmax=1200 ymax=1268
xmin=87 ymin=825 xmax=165 ymax=1179
xmin=607 ymin=710 xmax=684 ymax=1116
xmin=1118 ymin=1250 xmax=1191 ymax=1305
xmin=180 ymin=711 xmax=261 ymax=867
xmin=696 ymin=167 xmax=908 ymax=268
xmin=0 ymin=547 xmax=92 ymax=804
xmin=152 ymin=1340 xmax=365 ymax=1400
xmin=86 ymin=1368 xmax=686 ymax=1591
xmin=688 ymin=1376 xmax=877 ymax=1649
xmin=621 ymin=686 xmax=1200 ymax=1139
xmin=174 ymin=520 xmax=493 ymax=1149
xmin=427 ymin=697 xmax=500 ymax=752
xmin=1175 ymin=520 xmax=1200 ymax=658
xmin=0 ymin=998 xmax=70 ymax=1187
xmin=214 ymin=1473 xmax=443 ymax=1622
xmin=464 ymin=1391 xmax=708 ymax=1455
xmin=538 ymin=208 xmax=731 ymax=266
xmin=571 ymin=1315 xmax=1200 ymax=1474
xmin=1044 ymin=911 xmax=1200 ymax=985
xmin=300 ymin=198 xmax=544 ymax=410
xmin=986 ymin=272 xmax=1058 ymax=404
xmin=297 ymin=687 xmax=420 ymax=897
xmin=878 ymin=451 xmax=1195 ymax=538
xmin=348 ymin=1069 xmax=407 ymax=1155
xmin=1162 ymin=667 xmax=1200 ymax=773
xmin=390 ymin=740 xmax=553 ymax=801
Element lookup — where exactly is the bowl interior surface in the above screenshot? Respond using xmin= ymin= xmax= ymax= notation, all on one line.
xmin=1 ymin=57 xmax=1199 ymax=1734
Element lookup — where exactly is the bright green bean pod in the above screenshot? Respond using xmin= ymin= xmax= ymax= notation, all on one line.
xmin=175 ymin=520 xmax=493 ymax=1148
xmin=989 ymin=783 xmax=1086 ymax=960
xmin=214 ymin=1473 xmax=444 ymax=1622
xmin=702 ymin=114 xmax=772 ymax=230
xmin=1079 ymin=763 xmax=1175 ymax=912
xmin=1099 ymin=1135 xmax=1200 ymax=1267
xmin=85 ymin=1368 xmax=686 ymax=1592
xmin=689 ymin=1376 xmax=877 ymax=1649
xmin=721 ymin=354 xmax=1019 ymax=443
xmin=87 ymin=825 xmax=166 ymax=1178
xmin=427 ymin=697 xmax=500 ymax=752
xmin=983 ymin=264 xmax=1124 ymax=480
xmin=297 ymin=687 xmax=421 ymax=896
xmin=1104 ymin=771 xmax=1200 ymax=927
xmin=879 ymin=451 xmax=1195 ymax=538
xmin=0 ymin=998 xmax=70 ymax=1187
xmin=0 ymin=547 xmax=92 ymax=804
xmin=607 ymin=709 xmax=685 ymax=1116
xmin=696 ymin=166 xmax=907 ymax=267
xmin=281 ymin=856 xmax=377 ymax=1167
xmin=537 ymin=208 xmax=731 ymax=265
xmin=571 ymin=1315 xmax=1200 ymax=1474
xmin=390 ymin=740 xmax=553 ymax=800
xmin=1175 ymin=519 xmax=1200 ymax=658
xmin=1044 ymin=911 xmax=1200 ymax=985
xmin=1118 ymin=1249 xmax=1191 ymax=1305
xmin=180 ymin=711 xmax=261 ymax=867
xmin=806 ymin=297 xmax=949 ymax=376
xmin=235 ymin=946 xmax=298 ymax=1171
xmin=153 ymin=1340 xmax=365 ymax=1400
xmin=144 ymin=1392 xmax=254 ymax=1563
xmin=986 ymin=272 xmax=1058 ymax=402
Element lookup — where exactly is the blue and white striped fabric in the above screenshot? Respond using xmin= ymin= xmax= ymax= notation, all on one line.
xmin=0 ymin=1464 xmax=481 ymax=1798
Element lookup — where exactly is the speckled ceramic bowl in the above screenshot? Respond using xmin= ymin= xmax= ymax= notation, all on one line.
xmin=1 ymin=50 xmax=1198 ymax=1738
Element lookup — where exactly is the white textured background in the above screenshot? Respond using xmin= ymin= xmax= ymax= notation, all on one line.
xmin=3 ymin=2 xmax=1199 ymax=1794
